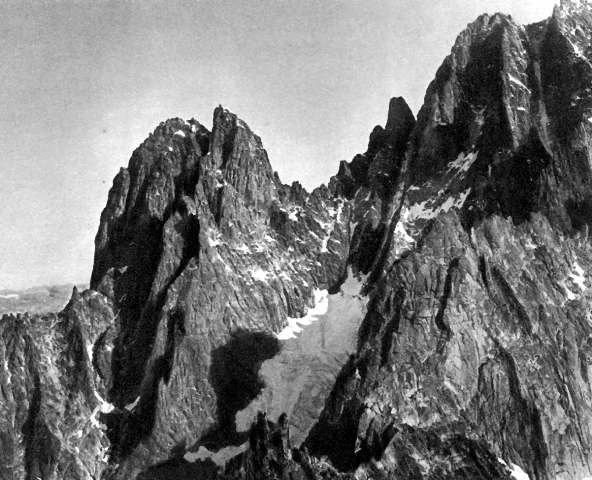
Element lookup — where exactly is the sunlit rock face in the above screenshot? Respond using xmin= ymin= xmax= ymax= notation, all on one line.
xmin=0 ymin=289 xmax=116 ymax=480
xmin=306 ymin=3 xmax=592 ymax=480
xmin=5 ymin=2 xmax=592 ymax=480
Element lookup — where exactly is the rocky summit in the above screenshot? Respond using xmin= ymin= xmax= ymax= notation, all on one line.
xmin=4 ymin=1 xmax=592 ymax=479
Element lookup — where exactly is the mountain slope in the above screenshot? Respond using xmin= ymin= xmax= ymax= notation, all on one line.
xmin=3 ymin=1 xmax=592 ymax=479
xmin=308 ymin=3 xmax=592 ymax=480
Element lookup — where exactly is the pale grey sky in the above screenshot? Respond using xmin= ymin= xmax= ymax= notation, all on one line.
xmin=0 ymin=0 xmax=556 ymax=290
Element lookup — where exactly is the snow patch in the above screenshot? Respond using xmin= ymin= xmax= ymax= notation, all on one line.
xmin=447 ymin=151 xmax=478 ymax=175
xmin=235 ymin=243 xmax=250 ymax=254
xmin=507 ymin=73 xmax=530 ymax=91
xmin=0 ymin=293 xmax=18 ymax=300
xmin=86 ymin=343 xmax=94 ymax=363
xmin=288 ymin=207 xmax=302 ymax=222
xmin=207 ymin=231 xmax=222 ymax=247
xmin=319 ymin=202 xmax=344 ymax=253
xmin=277 ymin=289 xmax=329 ymax=340
xmin=392 ymin=207 xmax=416 ymax=258
xmin=237 ymin=268 xmax=367 ymax=443
xmin=560 ymin=280 xmax=578 ymax=301
xmin=4 ymin=358 xmax=11 ymax=385
xmin=125 ymin=396 xmax=140 ymax=411
xmin=569 ymin=262 xmax=587 ymax=292
xmin=173 ymin=130 xmax=186 ymax=137
xmin=184 ymin=444 xmax=247 ymax=466
xmin=407 ymin=189 xmax=472 ymax=222
xmin=498 ymin=459 xmax=530 ymax=480
xmin=251 ymin=268 xmax=269 ymax=282
xmin=90 ymin=390 xmax=115 ymax=429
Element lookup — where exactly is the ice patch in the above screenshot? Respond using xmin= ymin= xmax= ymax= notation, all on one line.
xmin=277 ymin=289 xmax=329 ymax=340
xmin=173 ymin=130 xmax=186 ymax=137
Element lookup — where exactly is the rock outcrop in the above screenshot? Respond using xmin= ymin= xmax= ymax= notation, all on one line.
xmin=4 ymin=1 xmax=592 ymax=479
xmin=0 ymin=289 xmax=115 ymax=480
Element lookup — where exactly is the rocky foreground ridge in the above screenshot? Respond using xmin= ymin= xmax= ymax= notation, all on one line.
xmin=4 ymin=0 xmax=592 ymax=478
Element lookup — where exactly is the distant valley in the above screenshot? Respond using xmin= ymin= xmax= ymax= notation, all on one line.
xmin=0 ymin=283 xmax=87 ymax=315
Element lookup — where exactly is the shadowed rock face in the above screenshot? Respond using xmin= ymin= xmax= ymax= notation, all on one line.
xmin=5 ymin=2 xmax=592 ymax=480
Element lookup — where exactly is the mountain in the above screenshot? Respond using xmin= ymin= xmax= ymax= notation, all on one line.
xmin=3 ymin=1 xmax=592 ymax=479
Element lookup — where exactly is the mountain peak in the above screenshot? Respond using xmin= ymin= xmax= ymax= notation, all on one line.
xmin=385 ymin=96 xmax=415 ymax=133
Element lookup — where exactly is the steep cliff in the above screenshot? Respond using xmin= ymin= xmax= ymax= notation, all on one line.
xmin=307 ymin=2 xmax=592 ymax=480
xmin=3 ymin=1 xmax=592 ymax=479
xmin=80 ymin=94 xmax=416 ymax=479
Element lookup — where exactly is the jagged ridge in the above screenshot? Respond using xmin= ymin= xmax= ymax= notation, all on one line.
xmin=3 ymin=2 xmax=592 ymax=480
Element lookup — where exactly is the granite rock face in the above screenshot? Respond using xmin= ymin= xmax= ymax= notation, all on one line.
xmin=307 ymin=3 xmax=592 ymax=480
xmin=0 ymin=289 xmax=115 ymax=480
xmin=82 ymin=100 xmax=413 ymax=479
xmin=4 ymin=1 xmax=592 ymax=479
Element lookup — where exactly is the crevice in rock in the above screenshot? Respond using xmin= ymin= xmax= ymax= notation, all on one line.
xmin=434 ymin=258 xmax=459 ymax=340
xmin=304 ymin=355 xmax=364 ymax=471
xmin=479 ymin=255 xmax=490 ymax=291
xmin=380 ymin=288 xmax=406 ymax=367
xmin=104 ymin=215 xmax=200 ymax=460
xmin=105 ymin=309 xmax=188 ymax=461
xmin=22 ymin=374 xmax=61 ymax=480
xmin=491 ymin=267 xmax=533 ymax=335
xmin=221 ymin=122 xmax=238 ymax=170
xmin=497 ymin=346 xmax=549 ymax=480
xmin=214 ymin=186 xmax=225 ymax=226
xmin=110 ymin=212 xmax=200 ymax=406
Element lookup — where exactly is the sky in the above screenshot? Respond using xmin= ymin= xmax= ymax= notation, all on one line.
xmin=0 ymin=0 xmax=557 ymax=290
